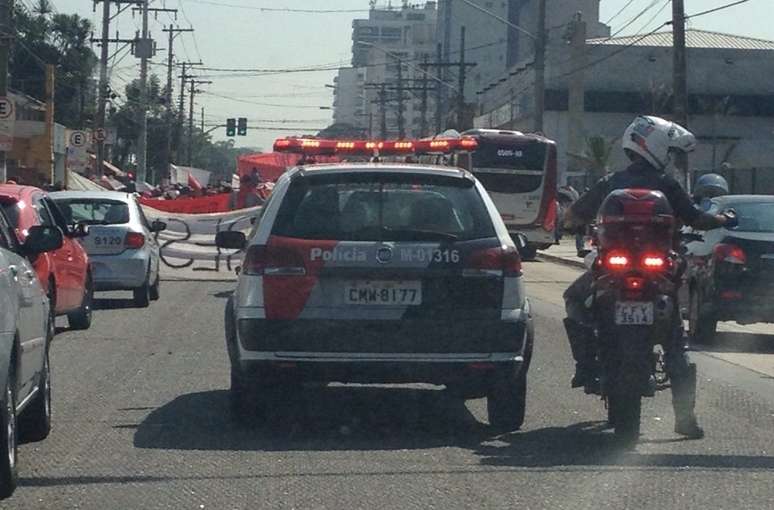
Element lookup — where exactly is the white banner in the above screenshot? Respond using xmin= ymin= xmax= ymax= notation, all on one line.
xmin=143 ymin=205 xmax=261 ymax=273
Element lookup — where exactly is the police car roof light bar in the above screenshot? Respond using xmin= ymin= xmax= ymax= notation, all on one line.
xmin=273 ymin=137 xmax=478 ymax=156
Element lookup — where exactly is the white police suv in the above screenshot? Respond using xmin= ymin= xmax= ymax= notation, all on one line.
xmin=218 ymin=137 xmax=534 ymax=431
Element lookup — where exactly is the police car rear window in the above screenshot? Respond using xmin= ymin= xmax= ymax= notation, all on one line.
xmin=272 ymin=173 xmax=496 ymax=242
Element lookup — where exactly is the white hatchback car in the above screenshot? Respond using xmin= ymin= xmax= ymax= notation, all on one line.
xmin=218 ymin=162 xmax=534 ymax=431
xmin=50 ymin=191 xmax=166 ymax=308
xmin=0 ymin=207 xmax=62 ymax=499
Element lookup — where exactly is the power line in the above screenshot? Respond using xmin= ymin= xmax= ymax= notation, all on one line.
xmin=608 ymin=0 xmax=662 ymax=40
xmin=201 ymin=91 xmax=331 ymax=109
xmin=635 ymin=0 xmax=672 ymax=34
xmin=604 ymin=0 xmax=638 ymax=25
xmin=178 ymin=0 xmax=369 ymax=13
xmin=671 ymin=0 xmax=754 ymax=24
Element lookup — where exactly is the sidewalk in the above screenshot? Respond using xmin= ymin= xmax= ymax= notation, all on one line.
xmin=537 ymin=240 xmax=586 ymax=268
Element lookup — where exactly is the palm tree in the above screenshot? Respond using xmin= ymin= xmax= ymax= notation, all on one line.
xmin=583 ymin=136 xmax=617 ymax=183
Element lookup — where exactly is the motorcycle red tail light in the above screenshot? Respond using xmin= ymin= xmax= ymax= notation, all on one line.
xmin=714 ymin=243 xmax=746 ymax=265
xmin=624 ymin=276 xmax=646 ymax=290
xmin=604 ymin=251 xmax=630 ymax=271
xmin=124 ymin=232 xmax=145 ymax=249
xmin=642 ymin=254 xmax=666 ymax=270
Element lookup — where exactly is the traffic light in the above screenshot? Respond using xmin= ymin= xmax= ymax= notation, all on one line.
xmin=237 ymin=117 xmax=247 ymax=136
xmin=226 ymin=118 xmax=236 ymax=137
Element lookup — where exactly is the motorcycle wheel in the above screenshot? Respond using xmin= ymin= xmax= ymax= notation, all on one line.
xmin=608 ymin=394 xmax=641 ymax=444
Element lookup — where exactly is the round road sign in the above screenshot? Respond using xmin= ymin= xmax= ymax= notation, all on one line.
xmin=0 ymin=98 xmax=14 ymax=120
xmin=93 ymin=128 xmax=106 ymax=143
xmin=70 ymin=131 xmax=88 ymax=148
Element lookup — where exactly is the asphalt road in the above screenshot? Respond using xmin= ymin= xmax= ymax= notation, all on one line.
xmin=3 ymin=260 xmax=774 ymax=509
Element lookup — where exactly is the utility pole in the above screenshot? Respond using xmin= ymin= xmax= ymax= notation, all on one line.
xmin=396 ymin=59 xmax=405 ymax=138
xmin=672 ymin=0 xmax=689 ymax=187
xmin=130 ymin=3 xmax=177 ymax=183
xmin=420 ymin=56 xmax=429 ymax=137
xmin=378 ymin=83 xmax=387 ymax=138
xmin=533 ymin=0 xmax=547 ymax=133
xmin=95 ymin=0 xmax=111 ymax=177
xmin=161 ymin=25 xmax=194 ymax=180
xmin=136 ymin=0 xmax=150 ymax=184
xmin=457 ymin=26 xmax=467 ymax=130
xmin=567 ymin=13 xmax=586 ymax=186
xmin=187 ymin=78 xmax=211 ymax=166
xmin=176 ymin=61 xmax=201 ymax=163
xmin=424 ymin=39 xmax=475 ymax=131
xmin=441 ymin=0 xmax=452 ymax=130
xmin=0 ymin=0 xmax=12 ymax=183
xmin=435 ymin=43 xmax=443 ymax=133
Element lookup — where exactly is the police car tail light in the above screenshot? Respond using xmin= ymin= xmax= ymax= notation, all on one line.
xmin=243 ymin=245 xmax=307 ymax=276
xmin=124 ymin=232 xmax=145 ymax=249
xmin=464 ymin=246 xmax=521 ymax=277
xmin=713 ymin=243 xmax=746 ymax=265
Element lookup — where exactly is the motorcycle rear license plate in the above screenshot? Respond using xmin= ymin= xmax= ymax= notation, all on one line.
xmin=615 ymin=301 xmax=654 ymax=325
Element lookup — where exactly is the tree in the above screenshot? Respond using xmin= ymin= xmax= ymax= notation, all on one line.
xmin=10 ymin=3 xmax=98 ymax=128
xmin=109 ymin=76 xmax=259 ymax=183
xmin=583 ymin=136 xmax=617 ymax=183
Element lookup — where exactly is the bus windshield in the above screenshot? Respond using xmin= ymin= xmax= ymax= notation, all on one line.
xmin=470 ymin=139 xmax=547 ymax=194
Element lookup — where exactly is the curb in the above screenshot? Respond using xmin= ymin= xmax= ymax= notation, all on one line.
xmin=536 ymin=251 xmax=586 ymax=269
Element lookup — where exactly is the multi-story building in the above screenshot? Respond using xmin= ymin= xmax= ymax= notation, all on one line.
xmin=475 ymin=27 xmax=774 ymax=191
xmin=436 ymin=0 xmax=608 ymax=122
xmin=339 ymin=2 xmax=438 ymax=139
xmin=332 ymin=67 xmax=367 ymax=130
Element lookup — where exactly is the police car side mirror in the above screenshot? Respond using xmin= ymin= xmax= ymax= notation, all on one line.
xmin=215 ymin=231 xmax=247 ymax=250
xmin=512 ymin=233 xmax=528 ymax=251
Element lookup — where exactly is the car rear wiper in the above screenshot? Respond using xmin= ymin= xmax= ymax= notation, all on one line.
xmin=381 ymin=227 xmax=458 ymax=242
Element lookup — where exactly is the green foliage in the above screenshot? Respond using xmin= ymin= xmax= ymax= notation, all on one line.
xmin=10 ymin=3 xmax=98 ymax=128
xmin=109 ymin=77 xmax=259 ymax=183
xmin=584 ymin=136 xmax=616 ymax=182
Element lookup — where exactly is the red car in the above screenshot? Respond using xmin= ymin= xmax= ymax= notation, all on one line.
xmin=0 ymin=185 xmax=93 ymax=330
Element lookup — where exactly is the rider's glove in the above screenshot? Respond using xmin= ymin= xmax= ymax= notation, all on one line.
xmin=722 ymin=210 xmax=738 ymax=229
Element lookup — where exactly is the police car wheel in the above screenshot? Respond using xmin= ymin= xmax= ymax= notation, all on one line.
xmin=229 ymin=368 xmax=256 ymax=419
xmin=518 ymin=244 xmax=538 ymax=261
xmin=487 ymin=368 xmax=527 ymax=432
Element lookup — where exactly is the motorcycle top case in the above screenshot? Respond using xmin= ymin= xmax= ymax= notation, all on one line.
xmin=596 ymin=189 xmax=676 ymax=252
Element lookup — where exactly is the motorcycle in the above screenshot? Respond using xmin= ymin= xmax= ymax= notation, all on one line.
xmin=583 ymin=189 xmax=684 ymax=442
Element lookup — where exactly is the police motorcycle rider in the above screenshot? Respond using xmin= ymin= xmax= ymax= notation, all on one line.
xmin=563 ymin=116 xmax=738 ymax=439
xmin=693 ymin=173 xmax=730 ymax=210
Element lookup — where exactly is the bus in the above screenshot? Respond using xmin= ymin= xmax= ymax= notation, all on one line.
xmin=460 ymin=129 xmax=558 ymax=260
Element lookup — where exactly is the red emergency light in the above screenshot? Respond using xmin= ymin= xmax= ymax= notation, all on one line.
xmin=273 ymin=136 xmax=478 ymax=156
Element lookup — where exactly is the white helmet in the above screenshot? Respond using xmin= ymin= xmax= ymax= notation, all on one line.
xmin=622 ymin=115 xmax=696 ymax=170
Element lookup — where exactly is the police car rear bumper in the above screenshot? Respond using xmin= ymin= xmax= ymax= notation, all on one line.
xmin=233 ymin=314 xmax=531 ymax=385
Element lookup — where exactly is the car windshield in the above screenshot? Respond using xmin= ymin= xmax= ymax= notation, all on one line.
xmin=271 ymin=173 xmax=496 ymax=241
xmin=53 ymin=198 xmax=130 ymax=225
xmin=727 ymin=201 xmax=774 ymax=232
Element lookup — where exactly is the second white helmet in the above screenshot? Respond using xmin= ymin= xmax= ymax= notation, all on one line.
xmin=622 ymin=115 xmax=696 ymax=170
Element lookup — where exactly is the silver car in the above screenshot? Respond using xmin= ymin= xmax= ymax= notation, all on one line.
xmin=49 ymin=191 xmax=166 ymax=308
xmin=0 ymin=207 xmax=62 ymax=499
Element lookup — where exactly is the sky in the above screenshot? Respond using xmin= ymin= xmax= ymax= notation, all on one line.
xmin=50 ymin=0 xmax=773 ymax=151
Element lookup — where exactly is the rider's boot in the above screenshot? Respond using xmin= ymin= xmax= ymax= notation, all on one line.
xmin=564 ymin=318 xmax=596 ymax=388
xmin=671 ymin=362 xmax=705 ymax=439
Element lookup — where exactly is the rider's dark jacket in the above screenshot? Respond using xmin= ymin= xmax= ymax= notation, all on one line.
xmin=570 ymin=159 xmax=719 ymax=229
